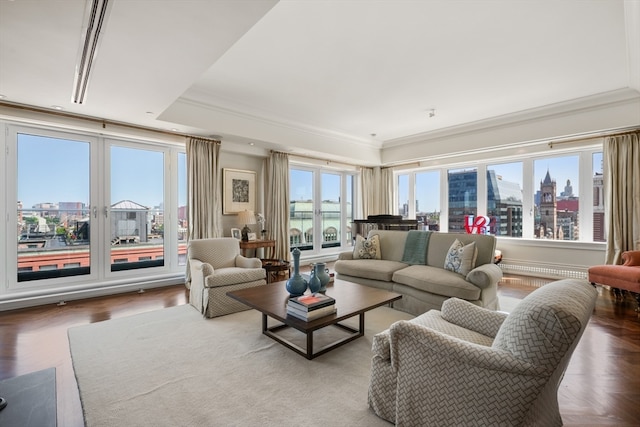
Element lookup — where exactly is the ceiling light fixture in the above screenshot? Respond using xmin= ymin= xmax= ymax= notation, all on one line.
xmin=72 ymin=0 xmax=112 ymax=104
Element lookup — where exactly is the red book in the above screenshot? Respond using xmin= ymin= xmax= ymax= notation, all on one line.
xmin=288 ymin=293 xmax=336 ymax=311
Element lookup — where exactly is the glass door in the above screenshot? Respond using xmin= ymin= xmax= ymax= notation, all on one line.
xmin=289 ymin=167 xmax=353 ymax=255
xmin=16 ymin=132 xmax=92 ymax=282
xmin=109 ymin=145 xmax=165 ymax=271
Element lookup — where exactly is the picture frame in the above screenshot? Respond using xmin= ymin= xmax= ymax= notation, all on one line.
xmin=230 ymin=228 xmax=241 ymax=240
xmin=247 ymin=232 xmax=257 ymax=241
xmin=223 ymin=168 xmax=256 ymax=214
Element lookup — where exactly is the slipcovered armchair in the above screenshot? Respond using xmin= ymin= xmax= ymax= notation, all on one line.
xmin=187 ymin=238 xmax=266 ymax=318
xmin=368 ymin=279 xmax=597 ymax=426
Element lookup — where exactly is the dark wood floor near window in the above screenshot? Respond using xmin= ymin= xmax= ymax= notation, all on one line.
xmin=1 ymin=273 xmax=639 ymax=427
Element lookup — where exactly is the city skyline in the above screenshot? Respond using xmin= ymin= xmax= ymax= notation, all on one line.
xmin=399 ymin=153 xmax=603 ymax=213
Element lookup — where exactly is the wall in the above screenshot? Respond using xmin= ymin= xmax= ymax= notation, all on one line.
xmin=218 ymin=149 xmax=266 ymax=237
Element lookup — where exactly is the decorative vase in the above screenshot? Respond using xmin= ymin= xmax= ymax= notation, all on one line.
xmin=308 ymin=268 xmax=321 ymax=293
xmin=285 ymin=247 xmax=307 ymax=297
xmin=315 ymin=263 xmax=331 ymax=293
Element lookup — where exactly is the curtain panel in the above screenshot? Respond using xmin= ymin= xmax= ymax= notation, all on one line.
xmin=265 ymin=151 xmax=290 ymax=260
xmin=361 ymin=166 xmax=394 ymax=217
xmin=604 ymin=131 xmax=640 ymax=264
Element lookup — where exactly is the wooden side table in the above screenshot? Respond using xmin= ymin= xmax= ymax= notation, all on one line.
xmin=261 ymin=259 xmax=291 ymax=284
xmin=239 ymin=239 xmax=276 ymax=258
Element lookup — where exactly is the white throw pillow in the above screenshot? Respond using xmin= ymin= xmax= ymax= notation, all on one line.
xmin=444 ymin=239 xmax=477 ymax=275
xmin=353 ymin=234 xmax=381 ymax=260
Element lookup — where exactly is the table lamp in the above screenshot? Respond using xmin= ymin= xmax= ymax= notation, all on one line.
xmin=237 ymin=210 xmax=256 ymax=241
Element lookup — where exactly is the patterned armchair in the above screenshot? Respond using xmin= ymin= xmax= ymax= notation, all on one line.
xmin=368 ymin=279 xmax=597 ymax=426
xmin=187 ymin=238 xmax=266 ymax=318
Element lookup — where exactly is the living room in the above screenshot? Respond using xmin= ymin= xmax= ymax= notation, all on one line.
xmin=0 ymin=1 xmax=639 ymax=425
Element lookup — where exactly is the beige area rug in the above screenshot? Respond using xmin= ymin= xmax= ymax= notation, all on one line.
xmin=68 ymin=296 xmax=520 ymax=427
xmin=68 ymin=305 xmax=413 ymax=427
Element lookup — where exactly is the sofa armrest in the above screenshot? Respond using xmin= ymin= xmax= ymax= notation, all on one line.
xmin=622 ymin=251 xmax=640 ymax=266
xmin=235 ymin=255 xmax=262 ymax=269
xmin=465 ymin=263 xmax=503 ymax=289
xmin=338 ymin=251 xmax=354 ymax=261
xmin=441 ymin=298 xmax=508 ymax=338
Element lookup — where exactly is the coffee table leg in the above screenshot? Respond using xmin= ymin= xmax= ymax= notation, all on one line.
xmin=262 ymin=313 xmax=268 ymax=332
xmin=307 ymin=331 xmax=313 ymax=360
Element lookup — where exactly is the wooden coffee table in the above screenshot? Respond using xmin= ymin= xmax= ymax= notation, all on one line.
xmin=227 ymin=279 xmax=402 ymax=359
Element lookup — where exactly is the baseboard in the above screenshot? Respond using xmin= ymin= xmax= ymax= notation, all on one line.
xmin=0 ymin=275 xmax=185 ymax=312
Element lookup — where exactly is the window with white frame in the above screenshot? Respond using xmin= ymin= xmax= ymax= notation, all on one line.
xmin=5 ymin=124 xmax=186 ymax=290
xmin=395 ymin=145 xmax=604 ymax=243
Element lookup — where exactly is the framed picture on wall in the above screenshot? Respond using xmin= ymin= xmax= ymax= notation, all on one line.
xmin=223 ymin=168 xmax=256 ymax=214
xmin=230 ymin=228 xmax=241 ymax=240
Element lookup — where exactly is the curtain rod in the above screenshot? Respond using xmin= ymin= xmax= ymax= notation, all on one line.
xmin=0 ymin=100 xmax=220 ymax=142
xmin=547 ymin=127 xmax=640 ymax=149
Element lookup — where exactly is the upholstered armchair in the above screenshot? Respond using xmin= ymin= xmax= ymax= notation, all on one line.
xmin=588 ymin=250 xmax=640 ymax=310
xmin=187 ymin=238 xmax=266 ymax=318
xmin=368 ymin=279 xmax=597 ymax=426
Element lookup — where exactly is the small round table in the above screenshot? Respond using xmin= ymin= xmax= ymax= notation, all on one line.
xmin=261 ymin=259 xmax=291 ymax=284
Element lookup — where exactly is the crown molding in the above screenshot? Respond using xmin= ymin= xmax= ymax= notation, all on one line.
xmin=382 ymin=88 xmax=640 ymax=149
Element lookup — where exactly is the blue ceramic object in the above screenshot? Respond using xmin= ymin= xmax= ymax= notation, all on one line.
xmin=315 ymin=263 xmax=331 ymax=292
xmin=308 ymin=268 xmax=321 ymax=293
xmin=286 ymin=247 xmax=307 ymax=297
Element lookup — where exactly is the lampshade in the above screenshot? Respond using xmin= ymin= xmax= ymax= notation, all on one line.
xmin=237 ymin=210 xmax=256 ymax=225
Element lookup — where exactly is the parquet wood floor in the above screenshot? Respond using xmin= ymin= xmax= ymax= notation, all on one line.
xmin=1 ymin=273 xmax=638 ymax=426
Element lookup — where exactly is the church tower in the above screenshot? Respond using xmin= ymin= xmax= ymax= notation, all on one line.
xmin=539 ymin=169 xmax=557 ymax=239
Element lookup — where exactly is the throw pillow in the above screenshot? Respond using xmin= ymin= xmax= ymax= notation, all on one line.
xmin=353 ymin=234 xmax=381 ymax=260
xmin=444 ymin=239 xmax=477 ymax=275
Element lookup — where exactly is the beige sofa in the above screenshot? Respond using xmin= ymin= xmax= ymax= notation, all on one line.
xmin=334 ymin=230 xmax=502 ymax=315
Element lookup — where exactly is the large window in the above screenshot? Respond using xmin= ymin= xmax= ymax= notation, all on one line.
xmin=395 ymin=145 xmax=604 ymax=242
xmin=289 ymin=166 xmax=355 ymax=253
xmin=17 ymin=133 xmax=91 ymax=281
xmin=109 ymin=145 xmax=164 ymax=271
xmin=416 ymin=171 xmax=440 ymax=231
xmin=533 ymin=155 xmax=579 ymax=240
xmin=487 ymin=162 xmax=523 ymax=237
xmin=448 ymin=167 xmax=477 ymax=233
xmin=6 ymin=125 xmax=186 ymax=290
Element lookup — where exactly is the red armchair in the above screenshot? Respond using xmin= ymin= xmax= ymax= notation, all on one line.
xmin=589 ymin=251 xmax=640 ymax=311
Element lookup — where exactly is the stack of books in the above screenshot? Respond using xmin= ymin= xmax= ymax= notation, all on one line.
xmin=287 ymin=293 xmax=336 ymax=321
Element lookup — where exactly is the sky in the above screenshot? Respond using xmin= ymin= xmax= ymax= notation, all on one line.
xmin=17 ymin=134 xmax=182 ymax=210
xmin=290 ymin=169 xmax=342 ymax=201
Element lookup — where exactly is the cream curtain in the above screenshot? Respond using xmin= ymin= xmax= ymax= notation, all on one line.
xmin=380 ymin=167 xmax=394 ymax=214
xmin=265 ymin=151 xmax=290 ymax=260
xmin=186 ymin=137 xmax=222 ymax=240
xmin=604 ymin=131 xmax=640 ymax=264
xmin=361 ymin=167 xmax=378 ymax=218
xmin=361 ymin=166 xmax=394 ymax=217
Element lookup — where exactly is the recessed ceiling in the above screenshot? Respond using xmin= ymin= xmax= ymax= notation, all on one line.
xmin=0 ymin=0 xmax=638 ymax=165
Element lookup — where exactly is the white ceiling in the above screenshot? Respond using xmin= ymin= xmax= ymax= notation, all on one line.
xmin=1 ymin=0 xmax=638 ymax=165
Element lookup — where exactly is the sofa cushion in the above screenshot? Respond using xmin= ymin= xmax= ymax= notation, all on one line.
xmin=353 ymin=234 xmax=382 ymax=260
xmin=444 ymin=239 xmax=477 ymax=275
xmin=334 ymin=259 xmax=408 ymax=282
xmin=392 ymin=265 xmax=482 ymax=300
